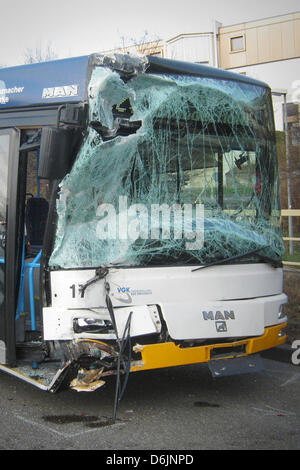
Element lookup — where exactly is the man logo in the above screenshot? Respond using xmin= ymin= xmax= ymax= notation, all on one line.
xmin=42 ymin=84 xmax=79 ymax=99
xmin=202 ymin=310 xmax=235 ymax=334
xmin=215 ymin=321 xmax=227 ymax=332
xmin=202 ymin=310 xmax=235 ymax=321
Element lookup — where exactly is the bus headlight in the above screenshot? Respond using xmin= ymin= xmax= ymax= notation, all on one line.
xmin=278 ymin=327 xmax=287 ymax=338
xmin=278 ymin=304 xmax=286 ymax=320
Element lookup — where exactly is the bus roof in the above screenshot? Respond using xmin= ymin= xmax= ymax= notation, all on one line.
xmin=146 ymin=55 xmax=269 ymax=89
xmin=0 ymin=55 xmax=91 ymax=109
xmin=0 ymin=53 xmax=269 ymax=110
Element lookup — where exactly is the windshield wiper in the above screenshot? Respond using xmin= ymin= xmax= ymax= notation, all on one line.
xmin=78 ymin=266 xmax=109 ymax=297
xmin=192 ymin=246 xmax=282 ymax=272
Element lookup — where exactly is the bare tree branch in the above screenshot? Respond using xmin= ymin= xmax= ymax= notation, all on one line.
xmin=115 ymin=30 xmax=163 ymax=56
xmin=23 ymin=42 xmax=58 ymax=64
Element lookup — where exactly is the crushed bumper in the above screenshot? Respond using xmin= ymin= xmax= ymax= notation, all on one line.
xmin=131 ymin=322 xmax=287 ymax=372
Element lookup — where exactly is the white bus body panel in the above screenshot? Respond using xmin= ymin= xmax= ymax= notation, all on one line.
xmin=44 ymin=264 xmax=287 ymax=341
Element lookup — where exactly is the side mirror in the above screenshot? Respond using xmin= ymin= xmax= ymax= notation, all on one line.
xmin=38 ymin=126 xmax=74 ymax=180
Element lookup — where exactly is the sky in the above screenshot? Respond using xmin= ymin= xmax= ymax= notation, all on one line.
xmin=0 ymin=0 xmax=299 ymax=67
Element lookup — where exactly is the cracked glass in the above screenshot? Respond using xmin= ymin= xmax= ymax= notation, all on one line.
xmin=49 ymin=60 xmax=284 ymax=269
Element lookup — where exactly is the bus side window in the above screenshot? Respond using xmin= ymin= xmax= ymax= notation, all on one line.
xmin=25 ymin=197 xmax=49 ymax=257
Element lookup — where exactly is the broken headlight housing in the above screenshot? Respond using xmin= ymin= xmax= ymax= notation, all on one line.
xmin=73 ymin=318 xmax=113 ymax=334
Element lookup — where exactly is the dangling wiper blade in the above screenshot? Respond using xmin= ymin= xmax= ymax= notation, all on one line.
xmin=192 ymin=246 xmax=282 ymax=272
xmin=78 ymin=266 xmax=109 ymax=297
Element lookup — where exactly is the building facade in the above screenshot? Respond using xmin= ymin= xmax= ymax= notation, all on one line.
xmin=165 ymin=20 xmax=222 ymax=67
xmin=218 ymin=12 xmax=300 ymax=131
xmin=101 ymin=12 xmax=300 ymax=132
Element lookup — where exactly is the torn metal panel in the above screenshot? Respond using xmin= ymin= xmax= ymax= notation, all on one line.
xmin=49 ymin=54 xmax=284 ymax=270
xmin=0 ymin=360 xmax=76 ymax=392
xmin=91 ymin=52 xmax=149 ymax=77
xmin=70 ymin=367 xmax=106 ymax=392
xmin=57 ymin=339 xmax=120 ymax=393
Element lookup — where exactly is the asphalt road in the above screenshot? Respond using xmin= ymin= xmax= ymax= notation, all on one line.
xmin=0 ymin=353 xmax=299 ymax=451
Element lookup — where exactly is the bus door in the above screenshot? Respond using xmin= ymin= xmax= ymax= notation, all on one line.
xmin=0 ymin=128 xmax=20 ymax=366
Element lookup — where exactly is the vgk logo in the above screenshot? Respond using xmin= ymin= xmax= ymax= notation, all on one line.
xmin=202 ymin=310 xmax=235 ymax=333
xmin=115 ymin=286 xmax=132 ymax=304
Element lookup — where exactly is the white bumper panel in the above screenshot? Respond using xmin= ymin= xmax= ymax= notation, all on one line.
xmin=43 ymin=293 xmax=287 ymax=342
xmin=160 ymin=293 xmax=287 ymax=340
xmin=43 ymin=305 xmax=160 ymax=341
xmin=45 ymin=265 xmax=287 ymax=342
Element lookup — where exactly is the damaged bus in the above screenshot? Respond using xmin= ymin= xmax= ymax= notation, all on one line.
xmin=0 ymin=53 xmax=287 ymax=404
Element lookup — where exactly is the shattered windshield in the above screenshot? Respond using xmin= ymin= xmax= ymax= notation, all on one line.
xmin=49 ymin=59 xmax=284 ymax=269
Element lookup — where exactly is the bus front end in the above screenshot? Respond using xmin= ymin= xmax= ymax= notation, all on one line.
xmin=41 ymin=54 xmax=287 ymax=391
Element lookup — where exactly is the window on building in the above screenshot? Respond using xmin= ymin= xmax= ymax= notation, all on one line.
xmin=230 ymin=35 xmax=245 ymax=52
